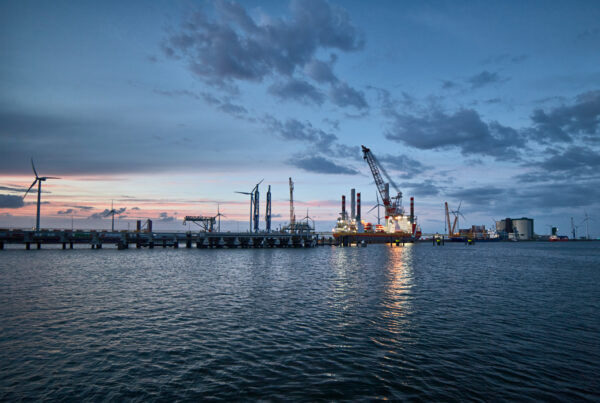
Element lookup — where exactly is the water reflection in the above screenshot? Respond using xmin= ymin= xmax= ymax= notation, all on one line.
xmin=382 ymin=244 xmax=415 ymax=328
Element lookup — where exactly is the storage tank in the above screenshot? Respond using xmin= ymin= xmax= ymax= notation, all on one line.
xmin=512 ymin=218 xmax=534 ymax=240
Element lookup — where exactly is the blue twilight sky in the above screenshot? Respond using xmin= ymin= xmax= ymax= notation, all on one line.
xmin=1 ymin=0 xmax=599 ymax=236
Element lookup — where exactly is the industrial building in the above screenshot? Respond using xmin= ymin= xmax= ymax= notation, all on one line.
xmin=496 ymin=217 xmax=534 ymax=240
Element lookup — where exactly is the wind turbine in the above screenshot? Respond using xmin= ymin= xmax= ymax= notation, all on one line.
xmin=234 ymin=179 xmax=263 ymax=232
xmin=104 ymin=200 xmax=121 ymax=232
xmin=368 ymin=192 xmax=384 ymax=225
xmin=23 ymin=159 xmax=60 ymax=232
xmin=301 ymin=208 xmax=314 ymax=231
xmin=581 ymin=211 xmax=592 ymax=240
xmin=450 ymin=201 xmax=465 ymax=235
xmin=215 ymin=203 xmax=226 ymax=232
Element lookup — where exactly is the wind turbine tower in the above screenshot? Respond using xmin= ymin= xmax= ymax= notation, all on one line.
xmin=289 ymin=177 xmax=295 ymax=232
xmin=23 ymin=159 xmax=60 ymax=232
xmin=265 ymin=185 xmax=272 ymax=233
xmin=253 ymin=184 xmax=260 ymax=233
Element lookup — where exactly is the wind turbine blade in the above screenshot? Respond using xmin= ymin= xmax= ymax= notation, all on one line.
xmin=368 ymin=205 xmax=377 ymax=213
xmin=44 ymin=176 xmax=61 ymax=179
xmin=31 ymin=158 xmax=39 ymax=178
xmin=235 ymin=191 xmax=251 ymax=195
xmin=23 ymin=179 xmax=38 ymax=198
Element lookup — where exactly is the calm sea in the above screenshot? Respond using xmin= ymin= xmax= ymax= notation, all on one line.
xmin=1 ymin=242 xmax=599 ymax=401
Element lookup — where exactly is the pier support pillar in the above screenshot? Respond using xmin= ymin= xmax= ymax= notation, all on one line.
xmin=0 ymin=242 xmax=3 ymax=250
xmin=162 ymin=239 xmax=166 ymax=248
xmin=37 ymin=242 xmax=41 ymax=250
xmin=149 ymin=242 xmax=154 ymax=249
xmin=186 ymin=240 xmax=192 ymax=248
xmin=62 ymin=242 xmax=66 ymax=250
xmin=70 ymin=242 xmax=73 ymax=249
xmin=26 ymin=242 xmax=30 ymax=250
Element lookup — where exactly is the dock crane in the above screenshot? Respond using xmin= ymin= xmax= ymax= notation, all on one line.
xmin=361 ymin=145 xmax=404 ymax=220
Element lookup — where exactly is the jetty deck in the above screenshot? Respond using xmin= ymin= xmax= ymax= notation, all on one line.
xmin=0 ymin=229 xmax=330 ymax=250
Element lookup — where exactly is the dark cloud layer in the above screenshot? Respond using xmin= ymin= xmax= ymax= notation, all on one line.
xmin=385 ymin=108 xmax=525 ymax=160
xmin=163 ymin=0 xmax=367 ymax=109
xmin=529 ymin=90 xmax=600 ymax=143
xmin=0 ymin=194 xmax=25 ymax=208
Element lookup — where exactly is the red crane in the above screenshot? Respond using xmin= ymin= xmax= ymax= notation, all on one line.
xmin=361 ymin=145 xmax=403 ymax=219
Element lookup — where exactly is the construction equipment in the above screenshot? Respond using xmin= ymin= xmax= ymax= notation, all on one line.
xmin=445 ymin=201 xmax=465 ymax=236
xmin=361 ymin=145 xmax=403 ymax=220
xmin=183 ymin=216 xmax=216 ymax=232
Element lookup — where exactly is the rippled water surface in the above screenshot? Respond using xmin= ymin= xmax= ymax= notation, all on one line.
xmin=1 ymin=242 xmax=599 ymax=400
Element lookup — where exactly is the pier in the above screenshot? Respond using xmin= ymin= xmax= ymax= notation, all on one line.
xmin=0 ymin=229 xmax=324 ymax=250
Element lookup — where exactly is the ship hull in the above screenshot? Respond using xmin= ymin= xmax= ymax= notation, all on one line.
xmin=333 ymin=232 xmax=418 ymax=244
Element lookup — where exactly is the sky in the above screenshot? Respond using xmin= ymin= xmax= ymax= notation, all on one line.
xmin=1 ymin=0 xmax=599 ymax=237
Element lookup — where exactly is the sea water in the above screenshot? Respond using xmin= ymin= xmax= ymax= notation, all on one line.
xmin=1 ymin=242 xmax=599 ymax=400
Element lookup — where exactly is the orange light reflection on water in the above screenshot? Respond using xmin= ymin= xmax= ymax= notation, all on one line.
xmin=382 ymin=244 xmax=415 ymax=330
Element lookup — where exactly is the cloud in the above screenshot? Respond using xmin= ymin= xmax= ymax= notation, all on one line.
xmin=329 ymin=82 xmax=368 ymax=109
xmin=304 ymin=57 xmax=338 ymax=83
xmin=466 ymin=71 xmax=505 ymax=89
xmin=529 ymin=90 xmax=600 ymax=143
xmin=385 ymin=107 xmax=525 ymax=160
xmin=57 ymin=209 xmax=75 ymax=215
xmin=162 ymin=0 xmax=366 ymax=108
xmin=441 ymin=80 xmax=457 ymax=90
xmin=0 ymin=194 xmax=25 ymax=208
xmin=218 ymin=102 xmax=248 ymax=115
xmin=263 ymin=116 xmax=337 ymax=151
xmin=70 ymin=205 xmax=94 ymax=211
xmin=515 ymin=181 xmax=600 ymax=209
xmin=538 ymin=146 xmax=600 ymax=172
xmin=290 ymin=156 xmax=359 ymax=174
xmin=399 ymin=180 xmax=440 ymax=197
xmin=131 ymin=207 xmax=140 ymax=211
xmin=88 ymin=211 xmax=106 ymax=220
xmin=483 ymin=54 xmax=528 ymax=64
xmin=377 ymin=154 xmax=429 ymax=178
xmin=268 ymin=79 xmax=325 ymax=105
xmin=0 ymin=185 xmax=27 ymax=192
xmin=158 ymin=212 xmax=177 ymax=222
xmin=87 ymin=208 xmax=126 ymax=220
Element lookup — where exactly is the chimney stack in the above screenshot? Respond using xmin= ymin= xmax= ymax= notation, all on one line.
xmin=341 ymin=195 xmax=346 ymax=221
xmin=356 ymin=192 xmax=361 ymax=221
xmin=351 ymin=188 xmax=356 ymax=220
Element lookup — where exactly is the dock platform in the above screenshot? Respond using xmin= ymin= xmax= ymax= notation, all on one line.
xmin=0 ymin=229 xmax=327 ymax=250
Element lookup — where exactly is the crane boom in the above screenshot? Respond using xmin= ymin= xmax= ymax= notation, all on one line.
xmin=361 ymin=145 xmax=402 ymax=217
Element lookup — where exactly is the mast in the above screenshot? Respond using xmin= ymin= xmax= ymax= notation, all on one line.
xmin=289 ymin=177 xmax=295 ymax=231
